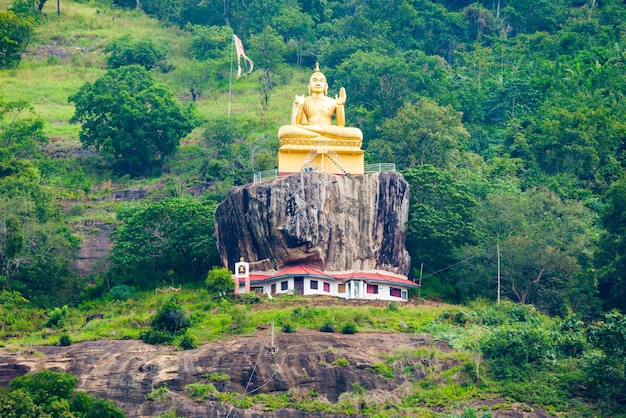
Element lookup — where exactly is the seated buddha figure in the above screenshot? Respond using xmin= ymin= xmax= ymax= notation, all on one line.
xmin=278 ymin=63 xmax=363 ymax=142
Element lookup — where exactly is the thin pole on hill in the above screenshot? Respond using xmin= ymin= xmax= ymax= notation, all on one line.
xmin=497 ymin=242 xmax=501 ymax=304
xmin=228 ymin=34 xmax=234 ymax=119
xmin=418 ymin=262 xmax=423 ymax=302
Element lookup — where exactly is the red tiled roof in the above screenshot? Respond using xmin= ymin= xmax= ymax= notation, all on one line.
xmin=239 ymin=265 xmax=418 ymax=288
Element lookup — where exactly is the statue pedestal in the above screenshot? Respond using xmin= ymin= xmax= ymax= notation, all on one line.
xmin=277 ymin=137 xmax=364 ymax=175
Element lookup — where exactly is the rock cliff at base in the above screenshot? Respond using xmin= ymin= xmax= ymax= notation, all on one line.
xmin=214 ymin=172 xmax=411 ymax=275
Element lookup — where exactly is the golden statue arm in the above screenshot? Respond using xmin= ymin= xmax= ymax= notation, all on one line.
xmin=335 ymin=87 xmax=346 ymax=127
xmin=291 ymin=94 xmax=305 ymax=125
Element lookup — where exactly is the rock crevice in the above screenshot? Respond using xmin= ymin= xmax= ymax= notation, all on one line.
xmin=214 ymin=172 xmax=410 ymax=275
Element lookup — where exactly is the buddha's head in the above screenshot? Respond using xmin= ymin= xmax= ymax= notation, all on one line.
xmin=308 ymin=63 xmax=328 ymax=95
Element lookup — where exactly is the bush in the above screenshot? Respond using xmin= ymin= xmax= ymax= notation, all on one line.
xmin=282 ymin=322 xmax=297 ymax=333
xmin=58 ymin=334 xmax=72 ymax=346
xmin=151 ymin=298 xmax=190 ymax=335
xmin=140 ymin=329 xmax=174 ymax=345
xmin=46 ymin=305 xmax=69 ymax=328
xmin=184 ymin=383 xmax=215 ymax=401
xmin=341 ymin=322 xmax=358 ymax=334
xmin=320 ymin=322 xmax=334 ymax=332
xmin=387 ymin=301 xmax=399 ymax=312
xmin=109 ymin=285 xmax=135 ymax=301
xmin=178 ymin=333 xmax=198 ymax=350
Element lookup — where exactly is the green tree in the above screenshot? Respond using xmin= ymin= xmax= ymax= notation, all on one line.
xmin=109 ymin=198 xmax=219 ymax=288
xmin=373 ymin=98 xmax=470 ymax=170
xmin=249 ymin=26 xmax=288 ymax=110
xmin=595 ymin=175 xmax=626 ymax=312
xmin=205 ymin=266 xmax=234 ymax=296
xmin=0 ymin=11 xmax=34 ymax=68
xmin=104 ymin=35 xmax=167 ymax=70
xmin=0 ymin=98 xmax=47 ymax=160
xmin=0 ymin=389 xmax=44 ymax=418
xmin=10 ymin=369 xmax=77 ymax=406
xmin=402 ymin=165 xmax=477 ymax=300
xmin=584 ymin=310 xmax=626 ymax=404
xmin=69 ymin=65 xmax=197 ymax=176
xmin=70 ymin=392 xmax=125 ymax=418
xmin=459 ymin=188 xmax=592 ymax=316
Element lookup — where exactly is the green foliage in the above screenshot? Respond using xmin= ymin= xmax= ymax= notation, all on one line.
xmin=58 ymin=333 xmax=72 ymax=346
xmin=0 ymin=11 xmax=34 ymax=69
xmin=583 ymin=310 xmax=626 ymax=404
xmin=205 ymin=267 xmax=234 ymax=296
xmin=332 ymin=358 xmax=349 ymax=367
xmin=70 ymin=391 xmax=125 ymax=418
xmin=341 ymin=322 xmax=358 ymax=334
xmin=482 ymin=323 xmax=556 ymax=380
xmin=375 ymin=99 xmax=470 ymax=170
xmin=177 ymin=332 xmax=198 ymax=350
xmin=45 ymin=305 xmax=69 ymax=328
xmin=596 ymin=174 xmax=626 ymax=312
xmin=10 ymin=370 xmax=77 ymax=406
xmin=207 ymin=371 xmax=230 ymax=383
xmin=184 ymin=382 xmax=215 ymax=401
xmin=151 ymin=297 xmax=190 ymax=335
xmin=372 ymin=362 xmax=394 ymax=380
xmin=282 ymin=322 xmax=297 ymax=333
xmin=109 ymin=198 xmax=218 ymax=288
xmin=104 ymin=34 xmax=167 ymax=70
xmin=319 ymin=321 xmax=334 ymax=332
xmin=403 ymin=165 xmax=477 ymax=300
xmin=146 ymin=384 xmax=169 ymax=402
xmin=69 ymin=65 xmax=197 ymax=176
xmin=109 ymin=285 xmax=135 ymax=301
xmin=0 ymin=389 xmax=45 ymax=417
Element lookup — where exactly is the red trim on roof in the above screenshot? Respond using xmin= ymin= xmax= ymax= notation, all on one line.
xmin=238 ymin=265 xmax=418 ymax=288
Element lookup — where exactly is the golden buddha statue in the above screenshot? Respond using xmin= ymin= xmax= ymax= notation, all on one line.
xmin=278 ymin=63 xmax=363 ymax=142
xmin=277 ymin=63 xmax=364 ymax=175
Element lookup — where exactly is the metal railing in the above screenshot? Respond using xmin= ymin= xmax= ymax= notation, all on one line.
xmin=253 ymin=163 xmax=397 ymax=183
xmin=364 ymin=163 xmax=396 ymax=173
xmin=253 ymin=169 xmax=278 ymax=183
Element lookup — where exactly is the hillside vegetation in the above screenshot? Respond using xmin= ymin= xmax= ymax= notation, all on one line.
xmin=1 ymin=0 xmax=626 ymax=416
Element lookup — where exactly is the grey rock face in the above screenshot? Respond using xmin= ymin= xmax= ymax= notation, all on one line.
xmin=214 ymin=172 xmax=410 ymax=275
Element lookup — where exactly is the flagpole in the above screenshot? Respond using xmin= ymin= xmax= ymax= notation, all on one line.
xmin=228 ymin=33 xmax=235 ymax=119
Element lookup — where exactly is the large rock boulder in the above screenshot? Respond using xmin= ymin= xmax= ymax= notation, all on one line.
xmin=214 ymin=172 xmax=410 ymax=275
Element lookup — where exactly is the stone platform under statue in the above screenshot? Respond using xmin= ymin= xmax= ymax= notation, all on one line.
xmin=277 ymin=64 xmax=364 ymax=175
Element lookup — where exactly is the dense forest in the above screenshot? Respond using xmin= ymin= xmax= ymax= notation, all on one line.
xmin=2 ymin=0 xmax=626 ymax=415
xmin=2 ymin=0 xmax=625 ymax=315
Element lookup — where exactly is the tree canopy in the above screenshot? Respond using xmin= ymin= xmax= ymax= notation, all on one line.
xmin=69 ymin=65 xmax=197 ymax=176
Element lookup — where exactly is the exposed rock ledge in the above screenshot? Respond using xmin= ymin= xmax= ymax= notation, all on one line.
xmin=214 ymin=172 xmax=411 ymax=275
xmin=0 ymin=333 xmax=435 ymax=417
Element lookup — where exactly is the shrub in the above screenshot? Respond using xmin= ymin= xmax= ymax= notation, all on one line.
xmin=140 ymin=329 xmax=174 ymax=345
xmin=178 ymin=333 xmax=198 ymax=350
xmin=46 ymin=305 xmax=69 ymax=328
xmin=109 ymin=285 xmax=135 ymax=301
xmin=151 ymin=298 xmax=190 ymax=335
xmin=283 ymin=322 xmax=297 ymax=333
xmin=58 ymin=334 xmax=72 ymax=346
xmin=184 ymin=383 xmax=215 ymax=401
xmin=341 ymin=322 xmax=358 ymax=334
xmin=332 ymin=358 xmax=349 ymax=367
xmin=146 ymin=384 xmax=169 ymax=402
xmin=320 ymin=322 xmax=334 ymax=333
xmin=387 ymin=301 xmax=399 ymax=312
xmin=372 ymin=362 xmax=394 ymax=380
xmin=208 ymin=372 xmax=230 ymax=383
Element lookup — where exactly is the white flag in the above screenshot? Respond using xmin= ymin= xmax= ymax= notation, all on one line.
xmin=233 ymin=34 xmax=254 ymax=79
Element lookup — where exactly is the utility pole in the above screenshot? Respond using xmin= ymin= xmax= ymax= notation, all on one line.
xmin=418 ymin=262 xmax=424 ymax=303
xmin=496 ymin=242 xmax=501 ymax=304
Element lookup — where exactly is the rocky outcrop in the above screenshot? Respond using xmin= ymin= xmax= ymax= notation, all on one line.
xmin=214 ymin=172 xmax=411 ymax=275
xmin=0 ymin=332 xmax=436 ymax=417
